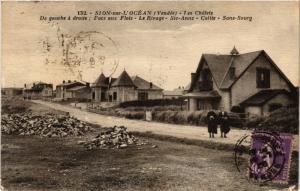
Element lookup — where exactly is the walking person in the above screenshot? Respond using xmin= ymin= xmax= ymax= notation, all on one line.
xmin=207 ymin=111 xmax=217 ymax=138
xmin=219 ymin=110 xmax=230 ymax=138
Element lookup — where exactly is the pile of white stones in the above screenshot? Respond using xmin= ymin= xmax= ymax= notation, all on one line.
xmin=1 ymin=113 xmax=93 ymax=137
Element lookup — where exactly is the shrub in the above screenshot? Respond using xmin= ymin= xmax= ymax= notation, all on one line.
xmin=187 ymin=111 xmax=200 ymax=125
xmin=175 ymin=111 xmax=190 ymax=124
xmin=245 ymin=107 xmax=298 ymax=134
xmin=228 ymin=113 xmax=244 ymax=128
xmin=246 ymin=115 xmax=265 ymax=129
xmin=152 ymin=111 xmax=166 ymax=122
xmin=119 ymin=98 xmax=185 ymax=108
xmin=259 ymin=107 xmax=298 ymax=134
xmin=1 ymin=97 xmax=32 ymax=114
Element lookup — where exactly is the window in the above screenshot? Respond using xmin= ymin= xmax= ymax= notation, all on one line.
xmin=201 ymin=69 xmax=212 ymax=82
xmin=92 ymin=92 xmax=95 ymax=99
xmin=113 ymin=92 xmax=117 ymax=100
xmin=256 ymin=68 xmax=270 ymax=88
xmin=197 ymin=100 xmax=212 ymax=110
xmin=138 ymin=92 xmax=148 ymax=101
xmin=229 ymin=67 xmax=235 ymax=80
xmin=198 ymin=69 xmax=213 ymax=91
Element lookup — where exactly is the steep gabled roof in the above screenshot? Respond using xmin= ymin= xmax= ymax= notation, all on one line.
xmin=131 ymin=75 xmax=162 ymax=90
xmin=189 ymin=49 xmax=295 ymax=92
xmin=220 ymin=51 xmax=262 ymax=89
xmin=111 ymin=70 xmax=136 ymax=87
xmin=93 ymin=73 xmax=109 ymax=87
xmin=202 ymin=54 xmax=233 ymax=87
xmin=240 ymin=89 xmax=290 ymax=106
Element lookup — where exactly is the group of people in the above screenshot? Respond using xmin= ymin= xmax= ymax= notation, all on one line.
xmin=206 ymin=110 xmax=231 ymax=138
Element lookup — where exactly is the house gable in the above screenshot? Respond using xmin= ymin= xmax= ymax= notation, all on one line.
xmin=189 ymin=50 xmax=263 ymax=92
xmin=189 ymin=58 xmax=219 ymax=92
xmin=231 ymin=52 xmax=295 ymax=106
xmin=229 ymin=51 xmax=295 ymax=91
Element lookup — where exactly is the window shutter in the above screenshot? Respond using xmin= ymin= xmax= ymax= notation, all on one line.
xmin=265 ymin=69 xmax=270 ymax=88
xmin=256 ymin=68 xmax=261 ymax=88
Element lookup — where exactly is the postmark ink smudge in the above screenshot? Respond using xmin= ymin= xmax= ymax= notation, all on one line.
xmin=40 ymin=22 xmax=120 ymax=81
xmin=234 ymin=131 xmax=293 ymax=184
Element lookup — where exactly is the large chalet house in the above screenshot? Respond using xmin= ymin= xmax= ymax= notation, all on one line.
xmin=91 ymin=70 xmax=163 ymax=103
xmin=185 ymin=47 xmax=297 ymax=116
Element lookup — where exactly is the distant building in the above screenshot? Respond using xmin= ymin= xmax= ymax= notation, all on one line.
xmin=23 ymin=82 xmax=53 ymax=99
xmin=91 ymin=73 xmax=113 ymax=102
xmin=131 ymin=75 xmax=163 ymax=101
xmin=185 ymin=47 xmax=297 ymax=116
xmin=163 ymin=88 xmax=184 ymax=99
xmin=91 ymin=70 xmax=163 ymax=103
xmin=1 ymin=88 xmax=23 ymax=97
xmin=56 ymin=80 xmax=91 ymax=101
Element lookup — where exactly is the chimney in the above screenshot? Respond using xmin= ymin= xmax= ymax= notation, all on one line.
xmin=24 ymin=84 xmax=26 ymax=88
xmin=63 ymin=80 xmax=65 ymax=84
xmin=150 ymin=82 xmax=153 ymax=89
xmin=68 ymin=80 xmax=71 ymax=83
xmin=191 ymin=73 xmax=196 ymax=83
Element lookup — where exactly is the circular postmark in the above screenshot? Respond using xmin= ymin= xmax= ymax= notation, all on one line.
xmin=40 ymin=22 xmax=120 ymax=81
xmin=234 ymin=131 xmax=286 ymax=183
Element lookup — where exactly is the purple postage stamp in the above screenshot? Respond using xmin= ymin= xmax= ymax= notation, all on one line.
xmin=249 ymin=131 xmax=293 ymax=184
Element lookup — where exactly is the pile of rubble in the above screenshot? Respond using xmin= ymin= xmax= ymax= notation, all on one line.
xmin=1 ymin=113 xmax=93 ymax=137
xmin=80 ymin=126 xmax=151 ymax=150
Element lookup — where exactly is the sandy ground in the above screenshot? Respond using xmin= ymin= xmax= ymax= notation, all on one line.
xmin=1 ymin=100 xmax=297 ymax=190
xmin=2 ymin=135 xmax=290 ymax=191
xmin=32 ymin=100 xmax=299 ymax=151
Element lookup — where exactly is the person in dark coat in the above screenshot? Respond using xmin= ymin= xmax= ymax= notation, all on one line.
xmin=218 ymin=111 xmax=230 ymax=138
xmin=207 ymin=111 xmax=217 ymax=138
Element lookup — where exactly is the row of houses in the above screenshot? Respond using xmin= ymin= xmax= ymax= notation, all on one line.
xmin=14 ymin=70 xmax=164 ymax=103
xmin=2 ymin=47 xmax=297 ymax=116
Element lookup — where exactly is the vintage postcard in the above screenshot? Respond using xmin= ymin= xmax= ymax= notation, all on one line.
xmin=1 ymin=1 xmax=299 ymax=191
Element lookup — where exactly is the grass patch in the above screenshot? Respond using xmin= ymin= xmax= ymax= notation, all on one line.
xmin=131 ymin=131 xmax=235 ymax=151
xmin=1 ymin=96 xmax=32 ymax=114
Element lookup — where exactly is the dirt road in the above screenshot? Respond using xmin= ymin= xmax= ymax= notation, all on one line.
xmin=32 ymin=100 xmax=298 ymax=150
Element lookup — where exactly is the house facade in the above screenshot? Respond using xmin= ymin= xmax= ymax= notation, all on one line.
xmin=185 ymin=47 xmax=296 ymax=116
xmin=23 ymin=82 xmax=53 ymax=99
xmin=91 ymin=70 xmax=163 ymax=103
xmin=1 ymin=88 xmax=23 ymax=97
xmin=56 ymin=80 xmax=91 ymax=101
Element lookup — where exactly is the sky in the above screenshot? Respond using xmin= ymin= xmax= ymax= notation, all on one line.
xmin=2 ymin=1 xmax=299 ymax=90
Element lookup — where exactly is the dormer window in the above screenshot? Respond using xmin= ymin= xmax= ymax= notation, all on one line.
xmin=229 ymin=67 xmax=235 ymax=80
xmin=198 ymin=69 xmax=213 ymax=91
xmin=256 ymin=68 xmax=270 ymax=88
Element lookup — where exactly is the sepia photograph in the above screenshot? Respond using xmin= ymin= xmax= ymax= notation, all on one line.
xmin=1 ymin=1 xmax=299 ymax=190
